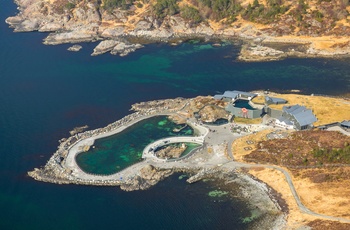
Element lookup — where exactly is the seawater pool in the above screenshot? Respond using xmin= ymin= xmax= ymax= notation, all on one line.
xmin=233 ymin=99 xmax=257 ymax=110
xmin=75 ymin=116 xmax=193 ymax=175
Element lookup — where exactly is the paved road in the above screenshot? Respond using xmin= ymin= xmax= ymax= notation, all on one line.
xmin=225 ymin=126 xmax=350 ymax=223
xmin=142 ymin=136 xmax=204 ymax=160
xmin=63 ymin=111 xmax=350 ymax=223
xmin=228 ymin=161 xmax=350 ymax=223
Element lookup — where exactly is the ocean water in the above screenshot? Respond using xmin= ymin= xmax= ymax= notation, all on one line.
xmin=1 ymin=0 xmax=350 ymax=229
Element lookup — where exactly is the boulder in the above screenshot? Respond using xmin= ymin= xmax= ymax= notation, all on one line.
xmin=135 ymin=20 xmax=152 ymax=31
xmin=91 ymin=40 xmax=119 ymax=56
xmin=67 ymin=44 xmax=82 ymax=52
xmin=100 ymin=27 xmax=125 ymax=38
xmin=110 ymin=41 xmax=143 ymax=56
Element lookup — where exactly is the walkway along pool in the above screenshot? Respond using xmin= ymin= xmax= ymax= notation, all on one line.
xmin=75 ymin=116 xmax=194 ymax=175
xmin=154 ymin=142 xmax=202 ymax=160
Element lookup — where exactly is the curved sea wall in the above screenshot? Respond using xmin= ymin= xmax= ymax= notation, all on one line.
xmin=28 ymin=98 xmax=189 ymax=187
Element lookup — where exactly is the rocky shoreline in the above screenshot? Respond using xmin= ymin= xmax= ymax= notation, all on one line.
xmin=6 ymin=0 xmax=350 ymax=61
xmin=28 ymin=95 xmax=286 ymax=228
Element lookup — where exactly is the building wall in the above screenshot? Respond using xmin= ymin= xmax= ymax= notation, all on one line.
xmin=281 ymin=112 xmax=302 ymax=130
xmin=225 ymin=104 xmax=261 ymax=119
xmin=267 ymin=107 xmax=283 ymax=118
xmin=251 ymin=109 xmax=262 ymax=118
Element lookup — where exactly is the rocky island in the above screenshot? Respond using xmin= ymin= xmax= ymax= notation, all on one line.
xmin=28 ymin=91 xmax=350 ymax=229
xmin=6 ymin=0 xmax=350 ymax=60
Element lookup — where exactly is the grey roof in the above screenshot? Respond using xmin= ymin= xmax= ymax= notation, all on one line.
xmin=213 ymin=95 xmax=223 ymax=100
xmin=277 ymin=116 xmax=293 ymax=126
xmin=283 ymin=104 xmax=317 ymax=127
xmin=215 ymin=90 xmax=257 ymax=100
xmin=265 ymin=96 xmax=287 ymax=104
xmin=341 ymin=120 xmax=350 ymax=127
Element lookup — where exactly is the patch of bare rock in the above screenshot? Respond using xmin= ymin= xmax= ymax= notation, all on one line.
xmin=120 ymin=165 xmax=174 ymax=191
xmin=67 ymin=44 xmax=82 ymax=52
xmin=91 ymin=39 xmax=144 ymax=56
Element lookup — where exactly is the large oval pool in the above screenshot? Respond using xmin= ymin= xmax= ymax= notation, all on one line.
xmin=75 ymin=116 xmax=193 ymax=175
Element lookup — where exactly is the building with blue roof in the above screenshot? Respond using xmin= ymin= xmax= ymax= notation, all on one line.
xmin=213 ymin=90 xmax=257 ymax=101
xmin=265 ymin=96 xmax=288 ymax=105
xmin=276 ymin=104 xmax=317 ymax=130
xmin=340 ymin=120 xmax=350 ymax=129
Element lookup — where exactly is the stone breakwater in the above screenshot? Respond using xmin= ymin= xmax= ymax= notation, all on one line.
xmin=28 ymin=97 xmax=190 ymax=189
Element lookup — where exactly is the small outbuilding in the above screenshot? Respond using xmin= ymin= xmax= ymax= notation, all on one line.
xmin=340 ymin=120 xmax=350 ymax=129
xmin=265 ymin=96 xmax=288 ymax=105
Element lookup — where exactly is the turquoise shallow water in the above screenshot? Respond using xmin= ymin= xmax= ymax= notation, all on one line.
xmin=76 ymin=116 xmax=193 ymax=175
xmin=1 ymin=0 xmax=350 ymax=228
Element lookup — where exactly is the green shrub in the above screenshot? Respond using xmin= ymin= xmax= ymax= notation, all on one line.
xmin=152 ymin=0 xmax=180 ymax=19
xmin=65 ymin=2 xmax=76 ymax=10
xmin=181 ymin=5 xmax=202 ymax=24
xmin=103 ymin=0 xmax=135 ymax=12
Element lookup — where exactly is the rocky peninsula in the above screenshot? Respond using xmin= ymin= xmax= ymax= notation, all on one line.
xmin=6 ymin=0 xmax=350 ymax=60
xmin=28 ymin=95 xmax=287 ymax=228
xmin=27 ymin=92 xmax=350 ymax=229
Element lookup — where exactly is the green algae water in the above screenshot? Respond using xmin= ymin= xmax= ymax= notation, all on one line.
xmin=76 ymin=116 xmax=193 ymax=175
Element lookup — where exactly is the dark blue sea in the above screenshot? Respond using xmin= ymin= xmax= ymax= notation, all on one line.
xmin=1 ymin=0 xmax=350 ymax=229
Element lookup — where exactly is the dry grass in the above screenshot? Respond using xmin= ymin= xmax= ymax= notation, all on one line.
xmin=234 ymin=117 xmax=262 ymax=124
xmin=251 ymin=95 xmax=265 ymax=104
xmin=266 ymin=36 xmax=350 ymax=52
xmin=231 ymin=129 xmax=273 ymax=161
xmin=249 ymin=167 xmax=317 ymax=229
xmin=248 ymin=158 xmax=350 ymax=228
xmin=240 ymin=129 xmax=350 ymax=227
xmin=292 ymin=170 xmax=350 ymax=219
xmin=267 ymin=93 xmax=350 ymax=126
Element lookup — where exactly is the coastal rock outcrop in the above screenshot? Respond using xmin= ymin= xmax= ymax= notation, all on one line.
xmin=238 ymin=44 xmax=286 ymax=61
xmin=6 ymin=0 xmax=350 ymax=61
xmin=110 ymin=42 xmax=143 ymax=56
xmin=120 ymin=165 xmax=173 ymax=191
xmin=43 ymin=28 xmax=100 ymax=45
xmin=91 ymin=40 xmax=120 ymax=56
xmin=67 ymin=45 xmax=83 ymax=52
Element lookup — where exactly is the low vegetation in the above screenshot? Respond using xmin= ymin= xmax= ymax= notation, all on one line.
xmin=152 ymin=0 xmax=180 ymax=19
xmin=293 ymin=167 xmax=350 ymax=183
xmin=103 ymin=0 xmax=137 ymax=11
xmin=307 ymin=219 xmax=350 ymax=230
xmin=180 ymin=5 xmax=202 ymax=24
xmin=50 ymin=0 xmax=350 ymax=36
xmin=244 ymin=130 xmax=350 ymax=167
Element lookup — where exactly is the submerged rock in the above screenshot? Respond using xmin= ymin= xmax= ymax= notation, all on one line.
xmin=67 ymin=45 xmax=82 ymax=52
xmin=208 ymin=189 xmax=229 ymax=197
